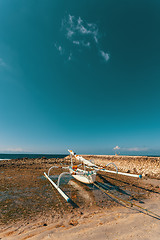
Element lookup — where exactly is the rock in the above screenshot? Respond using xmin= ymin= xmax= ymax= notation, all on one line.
xmin=69 ymin=219 xmax=78 ymax=226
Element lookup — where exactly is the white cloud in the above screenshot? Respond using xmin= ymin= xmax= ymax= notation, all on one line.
xmin=6 ymin=148 xmax=23 ymax=152
xmin=82 ymin=41 xmax=91 ymax=47
xmin=113 ymin=146 xmax=120 ymax=150
xmin=68 ymin=52 xmax=72 ymax=61
xmin=124 ymin=147 xmax=148 ymax=152
xmin=58 ymin=46 xmax=63 ymax=54
xmin=94 ymin=35 xmax=98 ymax=44
xmin=55 ymin=43 xmax=63 ymax=55
xmin=67 ymin=30 xmax=74 ymax=38
xmin=63 ymin=15 xmax=99 ymax=44
xmin=0 ymin=147 xmax=24 ymax=153
xmin=78 ymin=16 xmax=83 ymax=25
xmin=72 ymin=40 xmax=90 ymax=47
xmin=100 ymin=50 xmax=110 ymax=62
xmin=56 ymin=14 xmax=110 ymax=63
xmin=69 ymin=14 xmax=74 ymax=25
xmin=73 ymin=40 xmax=80 ymax=45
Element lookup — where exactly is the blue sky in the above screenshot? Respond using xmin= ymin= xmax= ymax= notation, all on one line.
xmin=0 ymin=0 xmax=160 ymax=155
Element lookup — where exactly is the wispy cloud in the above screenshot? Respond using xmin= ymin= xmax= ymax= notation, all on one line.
xmin=0 ymin=147 xmax=24 ymax=153
xmin=113 ymin=146 xmax=148 ymax=152
xmin=63 ymin=15 xmax=99 ymax=45
xmin=55 ymin=14 xmax=110 ymax=63
xmin=82 ymin=41 xmax=91 ymax=47
xmin=54 ymin=43 xmax=64 ymax=55
xmin=113 ymin=146 xmax=120 ymax=150
xmin=100 ymin=50 xmax=110 ymax=62
xmin=124 ymin=147 xmax=148 ymax=152
xmin=73 ymin=40 xmax=80 ymax=45
xmin=68 ymin=52 xmax=72 ymax=61
xmin=6 ymin=148 xmax=24 ymax=152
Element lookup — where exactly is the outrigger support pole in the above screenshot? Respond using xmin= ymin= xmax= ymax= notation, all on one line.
xmin=57 ymin=172 xmax=72 ymax=187
xmin=44 ymin=172 xmax=72 ymax=203
xmin=100 ymin=168 xmax=142 ymax=178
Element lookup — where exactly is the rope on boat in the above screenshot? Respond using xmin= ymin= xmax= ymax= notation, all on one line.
xmin=93 ymin=182 xmax=160 ymax=220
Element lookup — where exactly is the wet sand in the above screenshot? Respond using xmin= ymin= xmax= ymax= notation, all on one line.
xmin=0 ymin=156 xmax=159 ymax=239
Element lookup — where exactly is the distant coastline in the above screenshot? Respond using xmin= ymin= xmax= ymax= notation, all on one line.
xmin=0 ymin=153 xmax=160 ymax=161
xmin=0 ymin=153 xmax=67 ymax=160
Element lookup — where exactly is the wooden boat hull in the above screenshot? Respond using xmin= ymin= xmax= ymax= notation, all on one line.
xmin=69 ymin=167 xmax=96 ymax=184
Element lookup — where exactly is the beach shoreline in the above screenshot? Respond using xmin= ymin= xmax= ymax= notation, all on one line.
xmin=0 ymin=155 xmax=159 ymax=239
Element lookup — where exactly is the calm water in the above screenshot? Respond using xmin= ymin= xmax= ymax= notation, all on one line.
xmin=0 ymin=153 xmax=159 ymax=161
xmin=0 ymin=154 xmax=67 ymax=160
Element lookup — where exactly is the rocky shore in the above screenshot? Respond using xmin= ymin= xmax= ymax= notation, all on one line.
xmin=0 ymin=155 xmax=159 ymax=240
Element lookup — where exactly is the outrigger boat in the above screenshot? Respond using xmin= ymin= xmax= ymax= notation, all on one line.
xmin=44 ymin=150 xmax=142 ymax=203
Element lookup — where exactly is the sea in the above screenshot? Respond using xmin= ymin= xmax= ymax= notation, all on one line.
xmin=0 ymin=153 xmax=67 ymax=161
xmin=0 ymin=153 xmax=159 ymax=161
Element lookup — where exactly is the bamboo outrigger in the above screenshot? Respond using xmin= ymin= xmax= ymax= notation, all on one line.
xmin=44 ymin=150 xmax=142 ymax=202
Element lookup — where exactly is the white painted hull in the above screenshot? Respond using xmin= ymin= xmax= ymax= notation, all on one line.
xmin=69 ymin=168 xmax=96 ymax=184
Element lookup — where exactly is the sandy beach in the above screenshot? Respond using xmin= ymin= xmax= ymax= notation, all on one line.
xmin=0 ymin=155 xmax=159 ymax=239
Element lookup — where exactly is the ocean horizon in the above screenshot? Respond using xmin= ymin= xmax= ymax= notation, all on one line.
xmin=0 ymin=153 xmax=67 ymax=160
xmin=0 ymin=153 xmax=160 ymax=161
